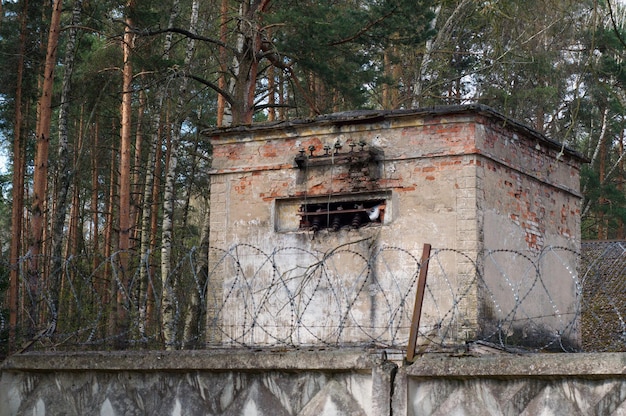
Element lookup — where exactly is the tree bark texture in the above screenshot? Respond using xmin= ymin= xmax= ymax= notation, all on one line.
xmin=161 ymin=0 xmax=198 ymax=348
xmin=225 ymin=0 xmax=271 ymax=125
xmin=8 ymin=0 xmax=30 ymax=351
xmin=137 ymin=0 xmax=181 ymax=343
xmin=119 ymin=2 xmax=135 ymax=260
xmin=50 ymin=0 xmax=82 ymax=323
xmin=114 ymin=0 xmax=136 ymax=343
xmin=29 ymin=0 xmax=63 ymax=330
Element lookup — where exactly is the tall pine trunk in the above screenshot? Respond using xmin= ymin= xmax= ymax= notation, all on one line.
xmin=224 ymin=0 xmax=271 ymax=125
xmin=8 ymin=0 xmax=30 ymax=351
xmin=91 ymin=119 xmax=101 ymax=279
xmin=119 ymin=2 xmax=134 ymax=259
xmin=113 ymin=0 xmax=136 ymax=343
xmin=28 ymin=0 xmax=63 ymax=333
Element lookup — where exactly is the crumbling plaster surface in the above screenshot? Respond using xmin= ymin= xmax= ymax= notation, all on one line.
xmin=208 ymin=110 xmax=485 ymax=252
xmin=207 ymin=106 xmax=584 ymax=254
xmin=473 ymin=120 xmax=582 ymax=349
xmin=206 ymin=105 xmax=586 ymax=350
xmin=477 ymin=120 xmax=581 ymax=252
xmin=208 ymin=113 xmax=482 ymax=346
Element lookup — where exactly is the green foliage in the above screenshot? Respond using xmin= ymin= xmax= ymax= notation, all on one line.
xmin=0 ymin=0 xmax=45 ymax=143
xmin=266 ymin=0 xmax=435 ymax=111
xmin=581 ymin=165 xmax=626 ymax=239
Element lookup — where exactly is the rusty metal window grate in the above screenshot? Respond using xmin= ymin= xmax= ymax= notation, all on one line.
xmin=297 ymin=199 xmax=385 ymax=231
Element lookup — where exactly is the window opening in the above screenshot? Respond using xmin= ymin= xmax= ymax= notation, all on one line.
xmin=298 ymin=199 xmax=385 ymax=231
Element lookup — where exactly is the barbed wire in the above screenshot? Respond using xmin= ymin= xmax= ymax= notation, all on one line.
xmin=0 ymin=240 xmax=623 ymax=355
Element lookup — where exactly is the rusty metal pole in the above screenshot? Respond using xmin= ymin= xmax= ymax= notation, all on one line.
xmin=406 ymin=243 xmax=431 ymax=362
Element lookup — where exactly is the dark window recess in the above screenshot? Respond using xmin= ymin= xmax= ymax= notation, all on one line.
xmin=298 ymin=200 xmax=386 ymax=231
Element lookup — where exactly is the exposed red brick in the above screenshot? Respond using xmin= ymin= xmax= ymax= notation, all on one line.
xmin=395 ymin=186 xmax=416 ymax=192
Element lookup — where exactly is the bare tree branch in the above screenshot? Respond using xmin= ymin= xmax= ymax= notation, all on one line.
xmin=185 ymin=73 xmax=234 ymax=106
xmin=134 ymin=25 xmax=233 ymax=52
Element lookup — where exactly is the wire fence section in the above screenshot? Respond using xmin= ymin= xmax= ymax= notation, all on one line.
xmin=1 ymin=240 xmax=624 ymax=355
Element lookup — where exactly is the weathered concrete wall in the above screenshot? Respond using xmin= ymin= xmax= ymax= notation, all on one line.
xmin=0 ymin=350 xmax=391 ymax=416
xmin=395 ymin=352 xmax=626 ymax=416
xmin=475 ymin=117 xmax=582 ymax=350
xmin=4 ymin=351 xmax=626 ymax=416
xmin=206 ymin=105 xmax=585 ymax=349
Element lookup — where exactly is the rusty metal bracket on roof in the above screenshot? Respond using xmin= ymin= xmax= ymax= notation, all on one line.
xmin=294 ymin=143 xmax=383 ymax=169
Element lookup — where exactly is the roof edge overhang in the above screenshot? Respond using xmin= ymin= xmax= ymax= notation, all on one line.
xmin=202 ymin=104 xmax=588 ymax=164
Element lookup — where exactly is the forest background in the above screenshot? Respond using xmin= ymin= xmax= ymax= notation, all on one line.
xmin=0 ymin=0 xmax=625 ymax=352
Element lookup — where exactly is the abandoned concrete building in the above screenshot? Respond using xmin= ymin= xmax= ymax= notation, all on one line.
xmin=206 ymin=104 xmax=586 ymax=351
xmin=1 ymin=106 xmax=603 ymax=416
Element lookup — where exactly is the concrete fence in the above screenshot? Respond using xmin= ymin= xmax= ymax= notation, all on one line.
xmin=3 ymin=350 xmax=626 ymax=415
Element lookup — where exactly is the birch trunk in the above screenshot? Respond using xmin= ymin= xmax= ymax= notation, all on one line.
xmin=581 ymin=108 xmax=609 ymax=219
xmin=412 ymin=0 xmax=473 ymax=107
xmin=50 ymin=0 xmax=82 ymax=326
xmin=137 ymin=0 xmax=181 ymax=342
xmin=137 ymin=106 xmax=161 ymax=340
xmin=161 ymin=0 xmax=199 ymax=349
xmin=131 ymin=89 xmax=146 ymax=246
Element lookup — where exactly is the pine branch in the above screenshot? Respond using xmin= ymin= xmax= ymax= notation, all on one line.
xmin=328 ymin=8 xmax=397 ymax=46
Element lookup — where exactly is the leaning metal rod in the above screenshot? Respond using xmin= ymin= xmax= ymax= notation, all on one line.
xmin=406 ymin=243 xmax=431 ymax=362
